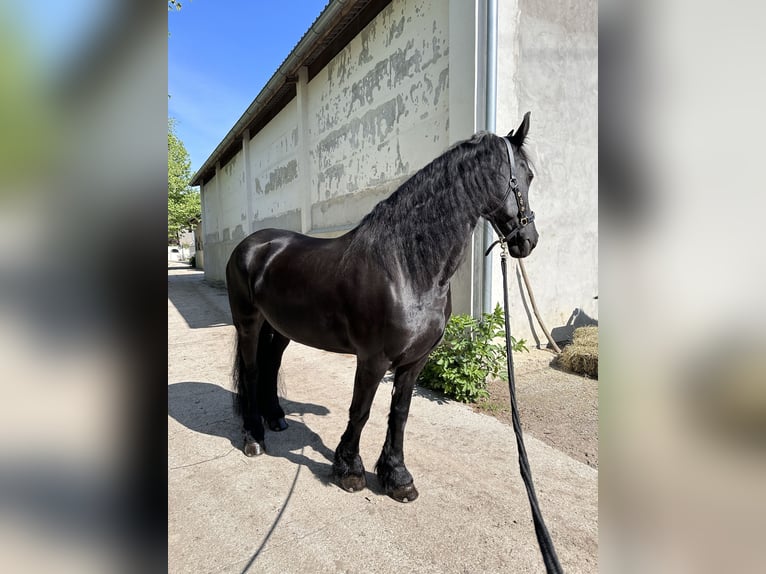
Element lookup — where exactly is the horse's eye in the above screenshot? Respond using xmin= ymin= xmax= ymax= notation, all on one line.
xmin=528 ymin=172 xmax=534 ymax=182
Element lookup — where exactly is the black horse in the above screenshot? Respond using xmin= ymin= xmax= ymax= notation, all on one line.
xmin=226 ymin=113 xmax=538 ymax=502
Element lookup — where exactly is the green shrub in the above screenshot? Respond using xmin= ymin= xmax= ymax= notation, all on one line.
xmin=418 ymin=305 xmax=528 ymax=403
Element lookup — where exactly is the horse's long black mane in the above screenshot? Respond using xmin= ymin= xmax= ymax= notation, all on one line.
xmin=344 ymin=132 xmax=528 ymax=289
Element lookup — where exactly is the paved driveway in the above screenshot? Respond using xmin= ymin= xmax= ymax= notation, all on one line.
xmin=168 ymin=265 xmax=597 ymax=573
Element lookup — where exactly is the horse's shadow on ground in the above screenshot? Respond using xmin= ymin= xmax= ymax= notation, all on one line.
xmin=168 ymin=381 xmax=386 ymax=494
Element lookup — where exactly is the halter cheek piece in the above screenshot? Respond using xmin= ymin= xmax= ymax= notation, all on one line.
xmin=484 ymin=137 xmax=536 ymax=256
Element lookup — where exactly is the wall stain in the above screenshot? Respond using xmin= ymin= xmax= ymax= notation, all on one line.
xmin=347 ymin=40 xmax=426 ymax=116
xmin=387 ymin=16 xmax=405 ymax=47
xmin=223 ymin=155 xmax=237 ymax=175
xmin=317 ymin=95 xmax=407 ymax=170
xmin=395 ymin=139 xmax=409 ymax=175
xmin=422 ymin=74 xmax=433 ymax=104
xmin=434 ymin=66 xmax=449 ymax=106
xmin=317 ymin=163 xmax=346 ymax=199
xmin=337 ymin=50 xmax=351 ymax=86
xmin=409 ymin=82 xmax=422 ymax=105
xmin=349 ymin=59 xmax=390 ymax=113
xmin=358 ymin=27 xmax=375 ymax=65
xmin=390 ymin=40 xmax=421 ymax=87
xmin=421 ymin=33 xmax=443 ymax=70
xmin=254 ymin=159 xmax=298 ymax=195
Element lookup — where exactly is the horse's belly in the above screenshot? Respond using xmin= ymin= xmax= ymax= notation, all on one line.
xmin=258 ymin=299 xmax=355 ymax=355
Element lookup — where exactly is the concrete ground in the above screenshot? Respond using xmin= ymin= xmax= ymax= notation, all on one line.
xmin=168 ymin=263 xmax=597 ymax=573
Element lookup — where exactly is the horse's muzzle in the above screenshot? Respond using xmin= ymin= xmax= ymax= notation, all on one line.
xmin=508 ymin=239 xmax=532 ymax=258
xmin=507 ymin=225 xmax=538 ymax=258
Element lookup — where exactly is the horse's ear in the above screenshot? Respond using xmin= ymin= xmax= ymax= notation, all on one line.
xmin=509 ymin=111 xmax=531 ymax=147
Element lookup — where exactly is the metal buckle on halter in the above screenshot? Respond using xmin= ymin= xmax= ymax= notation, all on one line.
xmin=519 ymin=211 xmax=535 ymax=227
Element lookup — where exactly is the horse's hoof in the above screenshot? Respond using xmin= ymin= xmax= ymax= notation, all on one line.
xmin=267 ymin=417 xmax=288 ymax=432
xmin=337 ymin=473 xmax=366 ymax=493
xmin=244 ymin=439 xmax=265 ymax=457
xmin=389 ymin=482 xmax=418 ymax=503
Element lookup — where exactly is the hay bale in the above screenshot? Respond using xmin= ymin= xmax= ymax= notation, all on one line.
xmin=557 ymin=326 xmax=598 ymax=378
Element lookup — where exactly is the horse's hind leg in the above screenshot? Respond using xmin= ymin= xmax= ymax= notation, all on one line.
xmin=232 ymin=314 xmax=268 ymax=456
xmin=333 ymin=357 xmax=389 ymax=493
xmin=255 ymin=322 xmax=290 ymax=432
xmin=376 ymin=355 xmax=430 ymax=503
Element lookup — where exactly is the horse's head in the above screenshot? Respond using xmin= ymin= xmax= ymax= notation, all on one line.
xmin=484 ymin=112 xmax=539 ymax=258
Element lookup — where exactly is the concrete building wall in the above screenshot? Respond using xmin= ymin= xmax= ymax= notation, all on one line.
xmin=201 ymin=101 xmax=304 ymax=284
xmin=494 ymin=0 xmax=598 ymax=343
xmin=247 ymin=99 xmax=303 ymax=231
xmin=306 ymin=0 xmax=450 ymax=234
xmin=200 ymin=150 xmax=244 ymax=283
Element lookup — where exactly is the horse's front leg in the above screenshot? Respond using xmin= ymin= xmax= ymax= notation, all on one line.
xmin=376 ymin=356 xmax=429 ymax=503
xmin=332 ymin=357 xmax=388 ymax=493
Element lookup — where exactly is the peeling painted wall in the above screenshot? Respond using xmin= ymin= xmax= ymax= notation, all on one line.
xmin=248 ymin=99 xmax=302 ymax=221
xmin=307 ymin=0 xmax=450 ymax=230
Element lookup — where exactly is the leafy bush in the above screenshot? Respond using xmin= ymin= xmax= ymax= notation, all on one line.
xmin=418 ymin=305 xmax=528 ymax=403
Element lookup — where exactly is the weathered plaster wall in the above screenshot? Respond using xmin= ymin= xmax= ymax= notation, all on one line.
xmin=247 ymin=98 xmax=303 ymax=230
xmin=201 ymin=150 xmax=244 ymax=284
xmin=495 ymin=0 xmax=598 ymax=344
xmin=202 ymin=101 xmax=304 ymax=283
xmin=307 ymin=0 xmax=451 ymax=233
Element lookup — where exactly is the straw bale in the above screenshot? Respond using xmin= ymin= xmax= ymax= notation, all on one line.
xmin=557 ymin=326 xmax=598 ymax=378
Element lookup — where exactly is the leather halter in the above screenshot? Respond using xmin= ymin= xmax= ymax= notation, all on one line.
xmin=484 ymin=136 xmax=536 ymax=255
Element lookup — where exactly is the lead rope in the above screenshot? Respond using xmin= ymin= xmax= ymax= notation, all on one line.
xmin=497 ymin=241 xmax=564 ymax=574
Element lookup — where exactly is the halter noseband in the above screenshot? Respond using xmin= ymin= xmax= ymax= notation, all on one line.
xmin=484 ymin=136 xmax=536 ymax=255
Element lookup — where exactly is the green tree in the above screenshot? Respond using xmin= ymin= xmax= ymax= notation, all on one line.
xmin=168 ymin=118 xmax=200 ymax=244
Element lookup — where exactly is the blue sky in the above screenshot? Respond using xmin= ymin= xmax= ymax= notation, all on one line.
xmin=169 ymin=0 xmax=330 ymax=176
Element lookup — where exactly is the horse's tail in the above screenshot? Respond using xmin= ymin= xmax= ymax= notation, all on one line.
xmin=232 ymin=330 xmax=249 ymax=417
xmin=227 ymin=245 xmax=254 ymax=418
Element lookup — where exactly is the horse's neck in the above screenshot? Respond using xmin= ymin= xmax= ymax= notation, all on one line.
xmin=400 ymin=199 xmax=481 ymax=290
xmin=435 ymin=216 xmax=480 ymax=285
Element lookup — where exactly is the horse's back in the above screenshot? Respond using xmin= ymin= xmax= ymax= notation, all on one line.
xmin=228 ymin=228 xmax=321 ymax=264
xmin=228 ymin=228 xmax=340 ymax=283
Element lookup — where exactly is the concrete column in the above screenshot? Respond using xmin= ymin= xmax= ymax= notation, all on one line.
xmin=215 ymin=161 xmax=223 ymax=241
xmin=496 ymin=0 xmax=520 ymax=142
xmin=242 ymin=129 xmax=254 ymax=233
xmin=296 ymin=66 xmax=312 ymax=234
xmin=448 ymin=0 xmax=482 ymax=317
xmin=448 ymin=0 xmax=480 ymax=145
xmin=493 ymin=0 xmax=521 ymax=317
